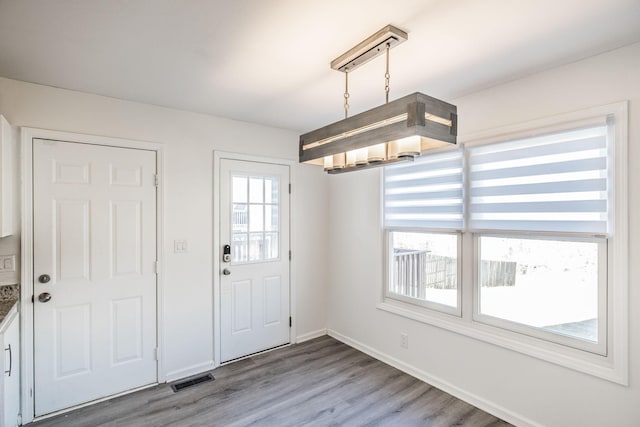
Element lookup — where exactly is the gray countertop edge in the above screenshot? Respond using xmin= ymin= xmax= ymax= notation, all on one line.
xmin=0 ymin=298 xmax=19 ymax=331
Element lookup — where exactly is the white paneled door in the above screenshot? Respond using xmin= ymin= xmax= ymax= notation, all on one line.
xmin=33 ymin=139 xmax=157 ymax=416
xmin=220 ymin=159 xmax=290 ymax=362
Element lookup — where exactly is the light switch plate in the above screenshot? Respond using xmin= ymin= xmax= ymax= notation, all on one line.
xmin=174 ymin=240 xmax=188 ymax=253
xmin=0 ymin=255 xmax=15 ymax=272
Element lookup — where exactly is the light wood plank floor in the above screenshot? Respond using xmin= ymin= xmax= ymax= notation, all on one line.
xmin=31 ymin=336 xmax=512 ymax=427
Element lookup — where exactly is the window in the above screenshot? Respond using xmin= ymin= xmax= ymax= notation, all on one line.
xmin=380 ymin=103 xmax=628 ymax=383
xmin=231 ymin=175 xmax=279 ymax=263
xmin=388 ymin=231 xmax=460 ymax=311
xmin=468 ymin=124 xmax=610 ymax=354
xmin=383 ymin=150 xmax=463 ymax=314
xmin=476 ymin=235 xmax=606 ymax=352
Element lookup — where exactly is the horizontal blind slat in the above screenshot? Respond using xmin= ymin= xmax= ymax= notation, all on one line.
xmin=470 ymin=178 xmax=606 ymax=197
xmin=469 ymin=136 xmax=606 ymax=164
xmin=470 ymin=157 xmax=606 ymax=181
xmin=470 ymin=200 xmax=607 ymax=214
xmin=385 ymin=158 xmax=463 ymax=178
xmin=385 ymin=220 xmax=464 ymax=229
xmin=385 ymin=173 xmax=463 ymax=189
xmin=386 ymin=204 xmax=463 ymax=214
xmin=469 ymin=127 xmax=606 ymax=156
xmin=469 ymin=220 xmax=607 ymax=234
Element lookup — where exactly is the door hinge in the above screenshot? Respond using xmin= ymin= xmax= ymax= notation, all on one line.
xmin=31 ymin=294 xmax=34 ymax=303
xmin=154 ymin=261 xmax=160 ymax=274
xmin=154 ymin=174 xmax=160 ymax=187
xmin=289 ymin=317 xmax=292 ymax=328
xmin=288 ymin=183 xmax=291 ymax=194
xmin=153 ymin=348 xmax=158 ymax=361
xmin=289 ymin=250 xmax=292 ymax=261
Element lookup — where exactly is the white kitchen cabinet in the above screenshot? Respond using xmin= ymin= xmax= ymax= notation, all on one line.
xmin=0 ymin=115 xmax=15 ymax=237
xmin=0 ymin=308 xmax=20 ymax=427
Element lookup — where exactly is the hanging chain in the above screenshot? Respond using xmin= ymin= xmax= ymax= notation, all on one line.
xmin=344 ymin=69 xmax=350 ymax=119
xmin=384 ymin=43 xmax=391 ymax=104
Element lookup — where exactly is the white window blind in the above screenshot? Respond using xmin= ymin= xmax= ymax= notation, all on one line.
xmin=384 ymin=150 xmax=464 ymax=230
xmin=468 ymin=125 xmax=610 ymax=235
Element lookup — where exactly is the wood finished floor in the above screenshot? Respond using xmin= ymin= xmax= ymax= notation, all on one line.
xmin=31 ymin=336 xmax=512 ymax=427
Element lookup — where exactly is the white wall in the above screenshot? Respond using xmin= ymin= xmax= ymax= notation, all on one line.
xmin=327 ymin=42 xmax=640 ymax=426
xmin=0 ymin=77 xmax=328 ymax=379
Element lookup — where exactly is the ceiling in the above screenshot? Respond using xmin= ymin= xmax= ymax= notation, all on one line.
xmin=1 ymin=0 xmax=639 ymax=132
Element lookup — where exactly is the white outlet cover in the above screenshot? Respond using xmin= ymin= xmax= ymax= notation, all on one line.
xmin=400 ymin=333 xmax=409 ymax=349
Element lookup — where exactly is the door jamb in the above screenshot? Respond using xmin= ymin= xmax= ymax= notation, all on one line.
xmin=20 ymin=127 xmax=166 ymax=424
xmin=212 ymin=151 xmax=296 ymax=367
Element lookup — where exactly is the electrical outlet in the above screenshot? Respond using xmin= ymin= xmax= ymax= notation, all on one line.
xmin=0 ymin=255 xmax=15 ymax=272
xmin=400 ymin=333 xmax=409 ymax=349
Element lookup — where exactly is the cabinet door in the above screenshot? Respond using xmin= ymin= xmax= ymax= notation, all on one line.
xmin=3 ymin=314 xmax=20 ymax=427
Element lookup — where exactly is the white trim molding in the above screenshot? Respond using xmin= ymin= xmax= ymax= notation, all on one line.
xmin=19 ymin=127 xmax=166 ymax=424
xmin=295 ymin=328 xmax=328 ymax=343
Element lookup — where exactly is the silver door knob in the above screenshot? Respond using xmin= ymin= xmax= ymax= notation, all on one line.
xmin=222 ymin=268 xmax=231 ymax=276
xmin=38 ymin=292 xmax=52 ymax=303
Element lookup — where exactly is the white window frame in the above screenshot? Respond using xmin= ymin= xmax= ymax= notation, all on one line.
xmin=384 ymin=229 xmax=462 ymax=316
xmin=472 ymin=233 xmax=608 ymax=355
xmin=378 ymin=101 xmax=628 ymax=385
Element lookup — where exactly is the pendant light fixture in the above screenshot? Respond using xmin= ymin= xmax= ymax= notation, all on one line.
xmin=299 ymin=25 xmax=458 ymax=173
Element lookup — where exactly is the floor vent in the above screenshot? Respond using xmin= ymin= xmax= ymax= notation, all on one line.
xmin=170 ymin=373 xmax=214 ymax=392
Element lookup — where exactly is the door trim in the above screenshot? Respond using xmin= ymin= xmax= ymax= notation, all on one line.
xmin=20 ymin=127 xmax=166 ymax=424
xmin=212 ymin=151 xmax=297 ymax=367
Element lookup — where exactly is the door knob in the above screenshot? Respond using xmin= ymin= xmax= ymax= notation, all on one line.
xmin=39 ymin=274 xmax=51 ymax=283
xmin=222 ymin=268 xmax=231 ymax=276
xmin=38 ymin=292 xmax=52 ymax=303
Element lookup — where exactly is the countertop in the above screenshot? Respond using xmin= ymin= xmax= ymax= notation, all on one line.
xmin=0 ymin=284 xmax=19 ymax=325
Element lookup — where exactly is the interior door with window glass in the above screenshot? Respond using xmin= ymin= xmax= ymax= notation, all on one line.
xmin=219 ymin=159 xmax=290 ymax=362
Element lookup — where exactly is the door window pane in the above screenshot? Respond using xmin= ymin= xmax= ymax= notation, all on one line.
xmin=232 ymin=176 xmax=247 ymax=203
xmin=389 ymin=232 xmax=458 ymax=308
xmin=265 ymin=205 xmax=278 ymax=231
xmin=232 ymin=233 xmax=248 ymax=263
xmin=249 ymin=177 xmax=264 ymax=203
xmin=232 ymin=204 xmax=248 ymax=233
xmin=265 ymin=233 xmax=279 ymax=260
xmin=478 ymin=236 xmax=599 ymax=342
xmin=249 ymin=233 xmax=263 ymax=261
xmin=249 ymin=205 xmax=264 ymax=232
xmin=265 ymin=178 xmax=278 ymax=203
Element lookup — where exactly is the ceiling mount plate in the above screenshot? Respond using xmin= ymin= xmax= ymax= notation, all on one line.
xmin=330 ymin=25 xmax=408 ymax=73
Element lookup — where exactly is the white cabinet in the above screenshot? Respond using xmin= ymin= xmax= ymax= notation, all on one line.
xmin=0 ymin=309 xmax=20 ymax=427
xmin=0 ymin=115 xmax=15 ymax=237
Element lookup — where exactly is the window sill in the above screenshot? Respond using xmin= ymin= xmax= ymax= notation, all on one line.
xmin=376 ymin=299 xmax=627 ymax=385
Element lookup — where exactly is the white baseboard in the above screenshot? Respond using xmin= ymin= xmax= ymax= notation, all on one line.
xmin=296 ymin=328 xmax=327 ymax=343
xmin=327 ymin=329 xmax=541 ymax=427
xmin=164 ymin=360 xmax=216 ymax=383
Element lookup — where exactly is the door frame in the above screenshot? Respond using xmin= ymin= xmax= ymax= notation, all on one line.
xmin=20 ymin=127 xmax=165 ymax=424
xmin=212 ymin=151 xmax=297 ymax=367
